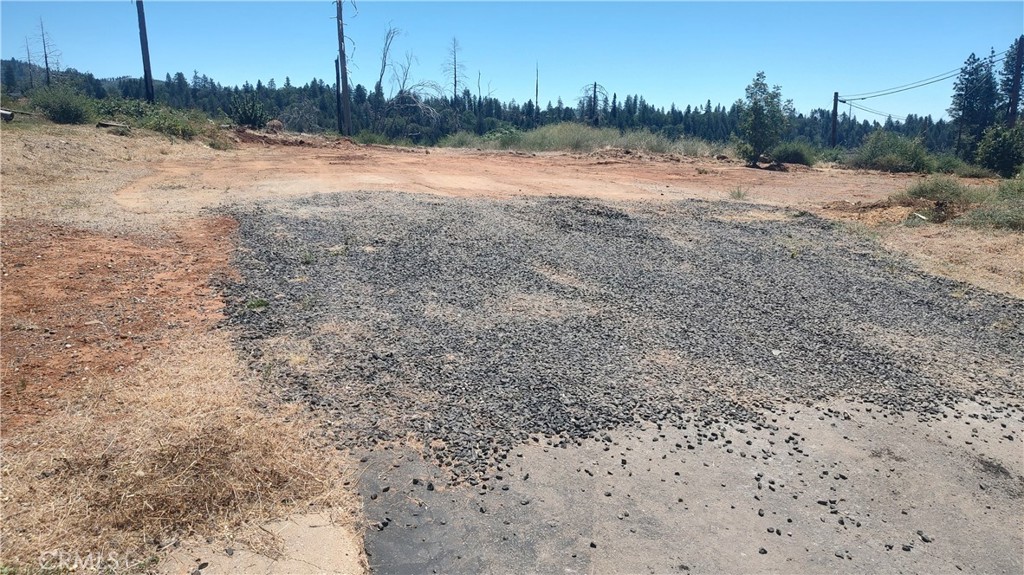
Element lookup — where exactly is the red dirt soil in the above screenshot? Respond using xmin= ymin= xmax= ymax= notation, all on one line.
xmin=0 ymin=216 xmax=237 ymax=432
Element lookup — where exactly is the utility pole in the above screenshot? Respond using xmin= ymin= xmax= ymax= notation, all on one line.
xmin=830 ymin=91 xmax=839 ymax=147
xmin=335 ymin=0 xmax=352 ymax=136
xmin=135 ymin=0 xmax=154 ymax=102
xmin=1007 ymin=35 xmax=1024 ymax=128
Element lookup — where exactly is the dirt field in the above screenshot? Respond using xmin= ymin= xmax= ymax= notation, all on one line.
xmin=2 ymin=123 xmax=1022 ymax=573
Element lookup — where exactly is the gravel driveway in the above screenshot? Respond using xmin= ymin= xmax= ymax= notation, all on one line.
xmin=222 ymin=192 xmax=1022 ymax=478
xmin=220 ymin=192 xmax=1023 ymax=573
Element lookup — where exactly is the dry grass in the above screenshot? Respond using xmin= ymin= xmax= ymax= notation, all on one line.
xmin=1 ymin=331 xmax=356 ymax=572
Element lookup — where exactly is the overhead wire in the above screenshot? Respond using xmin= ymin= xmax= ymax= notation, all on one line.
xmin=836 ymin=49 xmax=1011 ymax=124
xmin=845 ymin=102 xmax=910 ymax=123
xmin=840 ymin=50 xmax=1008 ymax=101
xmin=841 ymin=67 xmax=967 ymax=99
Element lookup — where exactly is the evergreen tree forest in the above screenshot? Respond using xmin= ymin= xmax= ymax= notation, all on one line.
xmin=2 ymin=34 xmax=1021 ymax=162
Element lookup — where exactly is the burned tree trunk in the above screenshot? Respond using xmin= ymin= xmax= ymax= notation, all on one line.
xmin=135 ymin=1 xmax=155 ymax=103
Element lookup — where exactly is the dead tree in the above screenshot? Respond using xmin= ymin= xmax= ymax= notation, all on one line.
xmin=335 ymin=0 xmax=353 ymax=136
xmin=135 ymin=1 xmax=154 ymax=102
xmin=535 ymin=62 xmax=540 ymax=122
xmin=376 ymin=26 xmax=399 ymax=94
xmin=579 ymin=82 xmax=608 ymax=126
xmin=24 ymin=37 xmax=34 ymax=90
xmin=372 ymin=26 xmax=399 ymax=131
xmin=443 ymin=37 xmax=464 ymax=103
xmin=37 ymin=19 xmax=61 ymax=87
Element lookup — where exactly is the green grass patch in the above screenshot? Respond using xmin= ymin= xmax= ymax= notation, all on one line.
xmin=246 ymin=298 xmax=269 ymax=310
xmin=892 ymin=175 xmax=1024 ymax=230
xmin=955 ymin=178 xmax=1024 ymax=231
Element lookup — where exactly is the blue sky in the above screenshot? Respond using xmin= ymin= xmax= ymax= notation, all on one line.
xmin=2 ymin=2 xmax=1022 ymax=121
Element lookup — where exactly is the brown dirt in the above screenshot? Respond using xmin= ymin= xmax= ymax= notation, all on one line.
xmin=1 ymin=123 xmax=1020 ymax=571
xmin=106 ymin=129 xmax=1023 ymax=298
xmin=1 ymin=125 xmax=362 ymax=572
xmin=1 ymin=216 xmax=235 ymax=432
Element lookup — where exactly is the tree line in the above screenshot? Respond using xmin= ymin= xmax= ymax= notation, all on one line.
xmin=1 ymin=34 xmax=1020 ymax=164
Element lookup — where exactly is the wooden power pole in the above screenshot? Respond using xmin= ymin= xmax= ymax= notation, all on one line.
xmin=830 ymin=91 xmax=839 ymax=147
xmin=335 ymin=0 xmax=352 ymax=136
xmin=135 ymin=0 xmax=155 ymax=103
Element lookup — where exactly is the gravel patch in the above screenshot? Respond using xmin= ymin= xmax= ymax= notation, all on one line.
xmin=220 ymin=192 xmax=1024 ymax=481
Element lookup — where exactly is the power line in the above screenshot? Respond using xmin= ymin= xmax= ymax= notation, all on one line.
xmin=845 ymin=101 xmax=909 ymax=123
xmin=842 ymin=67 xmax=965 ymax=99
xmin=840 ymin=50 xmax=1009 ymax=101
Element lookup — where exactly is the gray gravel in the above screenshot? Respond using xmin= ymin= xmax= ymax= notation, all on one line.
xmin=219 ymin=192 xmax=1024 ymax=482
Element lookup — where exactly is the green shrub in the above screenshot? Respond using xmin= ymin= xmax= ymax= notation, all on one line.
xmin=899 ymin=175 xmax=991 ymax=207
xmin=96 ymin=96 xmax=151 ymax=120
xmin=771 ymin=141 xmax=817 ymax=166
xmin=144 ymin=108 xmax=203 ymax=140
xmin=850 ymin=131 xmax=935 ymax=173
xmin=818 ymin=146 xmax=844 ymax=163
xmin=518 ymin=123 xmax=595 ymax=152
xmin=30 ymin=84 xmax=94 ymax=124
xmin=933 ymin=153 xmax=996 ymax=178
xmin=975 ymin=125 xmax=1024 ymax=179
xmin=483 ymin=127 xmax=523 ymax=149
xmin=955 ymin=164 xmax=997 ymax=179
xmin=95 ymin=97 xmax=209 ymax=140
xmin=229 ymin=93 xmax=269 ymax=129
xmin=729 ymin=186 xmax=749 ymax=200
xmin=933 ymin=154 xmax=966 ymax=174
xmin=618 ymin=130 xmax=672 ymax=154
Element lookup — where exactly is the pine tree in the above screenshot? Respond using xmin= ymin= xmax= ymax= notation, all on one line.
xmin=999 ymin=35 xmax=1023 ymax=126
xmin=2 ymin=59 xmax=16 ymax=94
xmin=737 ymin=72 xmax=792 ymax=165
xmin=949 ymin=52 xmax=999 ymax=159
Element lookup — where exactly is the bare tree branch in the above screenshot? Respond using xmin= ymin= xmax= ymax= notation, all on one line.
xmin=377 ymin=25 xmax=399 ymax=93
xmin=392 ymin=51 xmax=417 ymax=95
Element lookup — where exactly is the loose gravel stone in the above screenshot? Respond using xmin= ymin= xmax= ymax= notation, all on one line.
xmin=219 ymin=193 xmax=1024 ymax=483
